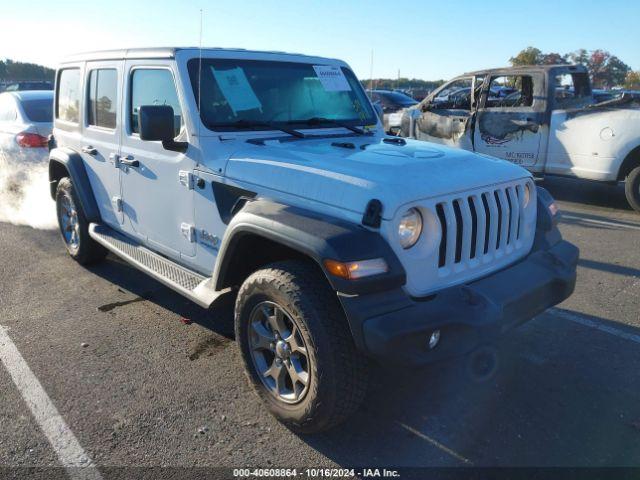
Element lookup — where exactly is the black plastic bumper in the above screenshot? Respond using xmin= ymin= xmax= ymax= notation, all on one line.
xmin=339 ymin=240 xmax=579 ymax=366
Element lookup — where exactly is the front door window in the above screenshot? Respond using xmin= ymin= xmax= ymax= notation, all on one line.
xmin=130 ymin=69 xmax=183 ymax=137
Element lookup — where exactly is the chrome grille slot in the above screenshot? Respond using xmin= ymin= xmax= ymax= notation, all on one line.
xmin=486 ymin=191 xmax=499 ymax=255
xmin=434 ymin=180 xmax=530 ymax=273
xmin=452 ymin=200 xmax=463 ymax=263
xmin=467 ymin=197 xmax=478 ymax=259
xmin=494 ymin=190 xmax=503 ymax=250
xmin=436 ymin=204 xmax=447 ymax=267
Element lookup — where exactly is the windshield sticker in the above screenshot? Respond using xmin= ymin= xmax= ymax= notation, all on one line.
xmin=313 ymin=65 xmax=351 ymax=92
xmin=211 ymin=66 xmax=262 ymax=115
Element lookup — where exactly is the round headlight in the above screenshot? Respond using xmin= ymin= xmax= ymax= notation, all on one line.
xmin=398 ymin=208 xmax=423 ymax=249
xmin=523 ymin=182 xmax=532 ymax=207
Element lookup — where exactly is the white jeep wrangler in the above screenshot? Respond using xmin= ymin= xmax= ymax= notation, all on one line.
xmin=49 ymin=48 xmax=578 ymax=433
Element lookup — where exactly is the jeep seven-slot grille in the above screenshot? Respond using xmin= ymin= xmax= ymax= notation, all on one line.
xmin=436 ymin=183 xmax=526 ymax=269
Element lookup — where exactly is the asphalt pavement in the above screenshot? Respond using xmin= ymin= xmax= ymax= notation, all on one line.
xmin=0 ymin=176 xmax=639 ymax=476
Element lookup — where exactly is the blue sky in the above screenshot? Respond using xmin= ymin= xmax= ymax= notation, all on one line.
xmin=2 ymin=0 xmax=639 ymax=80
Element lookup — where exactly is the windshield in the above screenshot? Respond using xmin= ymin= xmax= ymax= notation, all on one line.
xmin=21 ymin=98 xmax=53 ymax=122
xmin=188 ymin=59 xmax=377 ymax=131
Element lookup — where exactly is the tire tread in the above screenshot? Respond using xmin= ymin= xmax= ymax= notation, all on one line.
xmin=235 ymin=260 xmax=368 ymax=433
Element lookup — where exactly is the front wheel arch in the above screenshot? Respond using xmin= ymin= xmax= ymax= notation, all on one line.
xmin=214 ymin=232 xmax=315 ymax=291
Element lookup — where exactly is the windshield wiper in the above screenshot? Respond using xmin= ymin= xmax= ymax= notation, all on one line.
xmin=288 ymin=117 xmax=366 ymax=135
xmin=215 ymin=119 xmax=305 ymax=138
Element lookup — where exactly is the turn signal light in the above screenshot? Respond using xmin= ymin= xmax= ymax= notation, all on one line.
xmin=323 ymin=258 xmax=389 ymax=280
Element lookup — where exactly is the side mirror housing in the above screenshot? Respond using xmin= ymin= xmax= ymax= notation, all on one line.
xmin=138 ymin=105 xmax=187 ymax=153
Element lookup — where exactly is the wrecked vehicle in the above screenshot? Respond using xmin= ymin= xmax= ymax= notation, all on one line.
xmin=400 ymin=65 xmax=640 ymax=212
xmin=49 ymin=48 xmax=578 ymax=433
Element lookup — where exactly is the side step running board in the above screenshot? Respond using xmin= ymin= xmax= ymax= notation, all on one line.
xmin=89 ymin=223 xmax=224 ymax=308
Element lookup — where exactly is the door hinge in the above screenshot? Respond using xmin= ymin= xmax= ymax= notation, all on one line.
xmin=181 ymin=223 xmax=196 ymax=243
xmin=109 ymin=153 xmax=120 ymax=168
xmin=112 ymin=196 xmax=122 ymax=213
xmin=179 ymin=170 xmax=195 ymax=190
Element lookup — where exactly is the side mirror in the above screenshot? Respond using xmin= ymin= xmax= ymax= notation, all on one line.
xmin=373 ymin=102 xmax=384 ymax=120
xmin=138 ymin=105 xmax=187 ymax=153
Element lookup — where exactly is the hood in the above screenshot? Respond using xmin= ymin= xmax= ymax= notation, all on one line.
xmin=224 ymin=135 xmax=530 ymax=220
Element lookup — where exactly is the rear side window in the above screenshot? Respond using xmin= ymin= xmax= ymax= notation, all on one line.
xmin=486 ymin=75 xmax=534 ymax=108
xmin=554 ymin=73 xmax=593 ymax=109
xmin=88 ymin=69 xmax=118 ymax=129
xmin=130 ymin=69 xmax=182 ymax=136
xmin=56 ymin=69 xmax=81 ymax=123
xmin=21 ymin=99 xmax=53 ymax=123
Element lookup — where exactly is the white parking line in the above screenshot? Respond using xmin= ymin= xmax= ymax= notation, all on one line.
xmin=397 ymin=422 xmax=473 ymax=465
xmin=0 ymin=326 xmax=102 ymax=480
xmin=550 ymin=308 xmax=640 ymax=344
xmin=561 ymin=214 xmax=640 ymax=231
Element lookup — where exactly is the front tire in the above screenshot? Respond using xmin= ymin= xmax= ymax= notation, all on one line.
xmin=235 ymin=260 xmax=369 ymax=433
xmin=55 ymin=177 xmax=107 ymax=264
xmin=625 ymin=166 xmax=640 ymax=213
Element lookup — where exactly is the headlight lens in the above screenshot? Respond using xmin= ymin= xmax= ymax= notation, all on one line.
xmin=398 ymin=208 xmax=423 ymax=249
xmin=523 ymin=182 xmax=532 ymax=207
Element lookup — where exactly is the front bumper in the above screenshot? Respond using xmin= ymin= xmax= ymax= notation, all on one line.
xmin=339 ymin=240 xmax=578 ymax=366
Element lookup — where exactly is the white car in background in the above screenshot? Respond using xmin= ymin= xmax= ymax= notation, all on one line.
xmin=0 ymin=90 xmax=53 ymax=164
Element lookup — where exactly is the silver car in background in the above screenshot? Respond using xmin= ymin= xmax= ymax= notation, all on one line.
xmin=0 ymin=90 xmax=53 ymax=164
xmin=368 ymin=89 xmax=417 ymax=134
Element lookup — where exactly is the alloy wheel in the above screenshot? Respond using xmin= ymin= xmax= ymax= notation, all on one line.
xmin=57 ymin=193 xmax=80 ymax=251
xmin=247 ymin=301 xmax=310 ymax=404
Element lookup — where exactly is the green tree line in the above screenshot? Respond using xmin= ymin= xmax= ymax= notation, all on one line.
xmin=360 ymin=78 xmax=445 ymax=92
xmin=363 ymin=47 xmax=639 ymax=93
xmin=3 ymin=51 xmax=638 ymax=92
xmin=509 ymin=47 xmax=638 ymax=89
xmin=0 ymin=59 xmax=55 ymax=82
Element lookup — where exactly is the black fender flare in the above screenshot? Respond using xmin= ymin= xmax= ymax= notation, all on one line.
xmin=212 ymin=199 xmax=406 ymax=296
xmin=49 ymin=148 xmax=101 ymax=222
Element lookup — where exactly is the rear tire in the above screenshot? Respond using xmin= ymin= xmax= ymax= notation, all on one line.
xmin=55 ymin=177 xmax=107 ymax=265
xmin=625 ymin=166 xmax=640 ymax=213
xmin=235 ymin=260 xmax=369 ymax=433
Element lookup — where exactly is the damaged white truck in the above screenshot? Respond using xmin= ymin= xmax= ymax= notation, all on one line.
xmin=48 ymin=48 xmax=578 ymax=432
xmin=400 ymin=65 xmax=640 ymax=212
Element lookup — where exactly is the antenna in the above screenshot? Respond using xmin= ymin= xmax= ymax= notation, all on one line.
xmin=197 ymin=9 xmax=203 ymax=141
xmin=369 ymin=49 xmax=374 ymax=93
